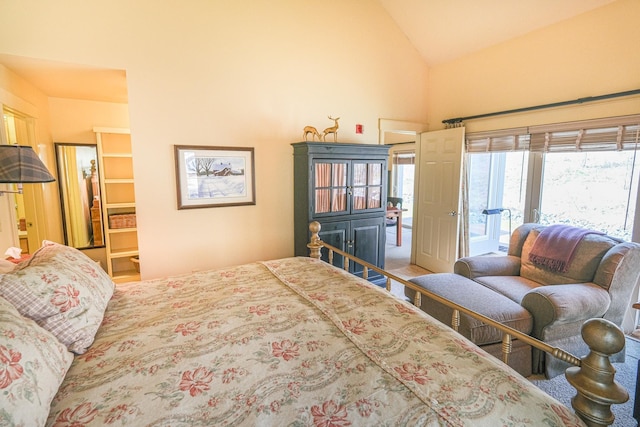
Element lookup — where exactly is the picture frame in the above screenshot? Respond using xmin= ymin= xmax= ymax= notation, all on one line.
xmin=174 ymin=145 xmax=256 ymax=209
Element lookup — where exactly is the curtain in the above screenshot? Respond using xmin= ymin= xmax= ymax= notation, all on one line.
xmin=314 ymin=163 xmax=330 ymax=213
xmin=332 ymin=163 xmax=347 ymax=212
xmin=458 ymin=153 xmax=470 ymax=258
xmin=314 ymin=163 xmax=347 ymax=213
xmin=367 ymin=163 xmax=382 ymax=209
xmin=59 ymin=146 xmax=91 ymax=247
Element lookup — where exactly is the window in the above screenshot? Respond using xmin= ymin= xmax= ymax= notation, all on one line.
xmin=468 ymin=151 xmax=528 ymax=255
xmin=466 ymin=114 xmax=640 ymax=254
xmin=530 ymin=116 xmax=640 ymax=242
xmin=538 ymin=149 xmax=638 ymax=241
xmin=466 ymin=129 xmax=529 ymax=255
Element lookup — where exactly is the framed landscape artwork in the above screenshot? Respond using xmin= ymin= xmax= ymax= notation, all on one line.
xmin=174 ymin=145 xmax=256 ymax=209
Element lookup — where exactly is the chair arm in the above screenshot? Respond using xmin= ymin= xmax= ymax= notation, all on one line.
xmin=521 ymin=283 xmax=611 ymax=337
xmin=454 ymin=255 xmax=521 ymax=279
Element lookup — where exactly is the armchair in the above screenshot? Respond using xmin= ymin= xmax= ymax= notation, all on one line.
xmin=454 ymin=223 xmax=640 ymax=378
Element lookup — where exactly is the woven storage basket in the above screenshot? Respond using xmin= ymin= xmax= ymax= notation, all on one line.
xmin=130 ymin=256 xmax=140 ymax=272
xmin=109 ymin=213 xmax=136 ymax=229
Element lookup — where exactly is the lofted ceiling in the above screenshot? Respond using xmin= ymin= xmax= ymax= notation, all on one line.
xmin=0 ymin=0 xmax=616 ymax=104
xmin=378 ymin=0 xmax=616 ymax=66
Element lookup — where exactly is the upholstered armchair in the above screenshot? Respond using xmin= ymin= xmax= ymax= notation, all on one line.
xmin=454 ymin=223 xmax=640 ymax=378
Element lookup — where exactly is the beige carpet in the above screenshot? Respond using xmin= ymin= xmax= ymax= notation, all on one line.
xmin=530 ymin=337 xmax=638 ymax=426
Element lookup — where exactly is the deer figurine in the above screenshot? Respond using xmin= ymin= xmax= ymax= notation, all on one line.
xmin=322 ymin=116 xmax=340 ymax=142
xmin=302 ymin=125 xmax=322 ymax=141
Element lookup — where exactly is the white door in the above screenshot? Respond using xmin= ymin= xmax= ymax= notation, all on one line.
xmin=414 ymin=127 xmax=465 ymax=272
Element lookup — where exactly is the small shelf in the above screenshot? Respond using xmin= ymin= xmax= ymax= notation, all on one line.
xmin=104 ymin=178 xmax=135 ymax=184
xmin=105 ymin=202 xmax=136 ymax=209
xmin=112 ymin=271 xmax=141 ymax=284
xmin=107 ymin=227 xmax=137 ymax=234
xmin=96 ymin=128 xmax=139 ymax=281
xmin=102 ymin=153 xmax=133 ymax=158
xmin=109 ymin=248 xmax=139 ymax=258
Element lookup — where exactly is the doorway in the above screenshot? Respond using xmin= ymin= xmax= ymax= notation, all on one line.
xmin=385 ymin=145 xmax=415 ymax=270
xmin=379 ymin=119 xmax=428 ymax=271
xmin=467 ymin=151 xmax=528 ymax=256
xmin=0 ymin=108 xmax=43 ymax=255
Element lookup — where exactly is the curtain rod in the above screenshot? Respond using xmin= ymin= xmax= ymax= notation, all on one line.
xmin=442 ymin=89 xmax=640 ymax=125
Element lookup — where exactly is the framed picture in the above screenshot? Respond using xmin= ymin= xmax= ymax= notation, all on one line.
xmin=174 ymin=145 xmax=256 ymax=209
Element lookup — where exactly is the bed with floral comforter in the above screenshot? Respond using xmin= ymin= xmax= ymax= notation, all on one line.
xmin=0 ymin=243 xmax=583 ymax=426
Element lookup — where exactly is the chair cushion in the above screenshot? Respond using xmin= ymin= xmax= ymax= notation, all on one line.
xmin=520 ymin=228 xmax=617 ymax=285
xmin=473 ymin=275 xmax=541 ymax=305
xmin=521 ymin=283 xmax=610 ymax=327
xmin=409 ymin=273 xmax=533 ymax=346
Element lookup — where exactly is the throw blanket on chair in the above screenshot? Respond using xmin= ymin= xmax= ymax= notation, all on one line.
xmin=529 ymin=224 xmax=604 ymax=273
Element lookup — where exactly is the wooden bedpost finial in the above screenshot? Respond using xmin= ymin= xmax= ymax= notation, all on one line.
xmin=565 ymin=318 xmax=629 ymax=427
xmin=307 ymin=221 xmax=323 ymax=259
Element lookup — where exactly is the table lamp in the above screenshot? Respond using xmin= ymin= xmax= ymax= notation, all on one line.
xmin=0 ymin=145 xmax=55 ymax=195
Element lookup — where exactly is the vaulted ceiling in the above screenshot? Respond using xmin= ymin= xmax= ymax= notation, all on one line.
xmin=0 ymin=0 xmax=616 ymax=103
xmin=378 ymin=0 xmax=615 ymax=65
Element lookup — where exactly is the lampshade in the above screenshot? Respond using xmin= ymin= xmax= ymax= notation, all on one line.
xmin=0 ymin=145 xmax=55 ymax=183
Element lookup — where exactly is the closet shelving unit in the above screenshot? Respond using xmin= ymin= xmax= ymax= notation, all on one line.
xmin=94 ymin=127 xmax=140 ymax=283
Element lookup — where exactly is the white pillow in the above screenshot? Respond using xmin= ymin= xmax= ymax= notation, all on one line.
xmin=0 ymin=295 xmax=74 ymax=426
xmin=0 ymin=241 xmax=115 ymax=354
xmin=0 ymin=258 xmax=16 ymax=273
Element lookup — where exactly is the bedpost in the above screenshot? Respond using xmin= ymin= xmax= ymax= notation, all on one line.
xmin=308 ymin=221 xmax=323 ymax=259
xmin=565 ymin=318 xmax=628 ymax=427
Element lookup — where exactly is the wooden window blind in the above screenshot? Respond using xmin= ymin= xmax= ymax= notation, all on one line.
xmin=465 ymin=128 xmax=529 ymax=153
xmin=529 ymin=115 xmax=640 ymax=153
xmin=465 ymin=114 xmax=640 ymax=153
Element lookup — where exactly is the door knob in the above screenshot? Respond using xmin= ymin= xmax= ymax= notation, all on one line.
xmin=448 ymin=211 xmax=458 ymax=216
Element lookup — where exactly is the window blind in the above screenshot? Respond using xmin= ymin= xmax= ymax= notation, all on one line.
xmin=392 ymin=151 xmax=415 ymax=165
xmin=529 ymin=114 xmax=640 ymax=153
xmin=465 ymin=115 xmax=640 ymax=153
xmin=465 ymin=127 xmax=529 ymax=153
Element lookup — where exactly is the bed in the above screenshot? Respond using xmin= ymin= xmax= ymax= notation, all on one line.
xmin=0 ymin=229 xmax=627 ymax=426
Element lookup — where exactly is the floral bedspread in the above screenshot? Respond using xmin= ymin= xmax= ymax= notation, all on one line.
xmin=48 ymin=257 xmax=583 ymax=426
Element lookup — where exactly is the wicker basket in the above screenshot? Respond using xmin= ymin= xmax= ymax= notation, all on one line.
xmin=109 ymin=213 xmax=136 ymax=229
xmin=130 ymin=256 xmax=140 ymax=273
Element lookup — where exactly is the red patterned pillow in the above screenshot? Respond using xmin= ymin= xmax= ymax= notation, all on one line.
xmin=0 ymin=241 xmax=114 ymax=354
xmin=0 ymin=295 xmax=74 ymax=426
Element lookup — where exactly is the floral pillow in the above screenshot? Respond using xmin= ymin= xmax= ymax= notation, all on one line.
xmin=0 ymin=295 xmax=74 ymax=427
xmin=0 ymin=258 xmax=15 ymax=273
xmin=0 ymin=241 xmax=115 ymax=354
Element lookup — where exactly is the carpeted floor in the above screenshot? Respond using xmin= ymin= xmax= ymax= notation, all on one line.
xmin=530 ymin=337 xmax=639 ymax=426
xmin=385 ymin=225 xmax=413 ymax=271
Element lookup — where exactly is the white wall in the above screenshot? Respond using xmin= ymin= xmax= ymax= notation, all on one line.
xmin=427 ymin=0 xmax=640 ymax=132
xmin=48 ymin=98 xmax=129 ymax=144
xmin=0 ymin=0 xmax=429 ymax=278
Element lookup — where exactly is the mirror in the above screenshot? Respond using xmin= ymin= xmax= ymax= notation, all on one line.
xmin=55 ymin=143 xmax=104 ymax=249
